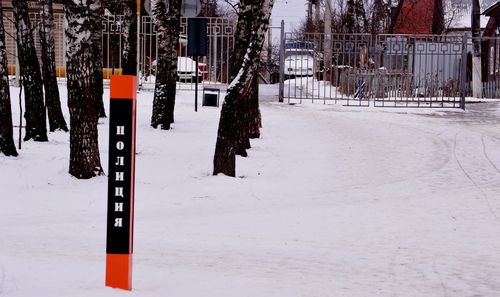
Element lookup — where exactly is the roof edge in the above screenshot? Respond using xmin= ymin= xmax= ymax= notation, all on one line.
xmin=483 ymin=1 xmax=500 ymax=16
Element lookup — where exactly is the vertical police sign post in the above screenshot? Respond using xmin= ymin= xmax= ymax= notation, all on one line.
xmin=106 ymin=75 xmax=137 ymax=291
xmin=187 ymin=18 xmax=207 ymax=112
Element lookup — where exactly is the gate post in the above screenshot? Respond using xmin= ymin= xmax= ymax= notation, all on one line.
xmin=278 ymin=20 xmax=285 ymax=103
xmin=460 ymin=33 xmax=468 ymax=110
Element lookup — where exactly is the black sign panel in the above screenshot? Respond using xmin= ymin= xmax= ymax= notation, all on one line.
xmin=106 ymin=99 xmax=135 ymax=254
xmin=187 ymin=18 xmax=207 ymax=56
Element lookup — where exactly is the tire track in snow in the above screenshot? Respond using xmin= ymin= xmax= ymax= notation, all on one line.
xmin=389 ymin=246 xmax=402 ymax=297
xmin=453 ymin=133 xmax=500 ymax=223
xmin=432 ymin=256 xmax=449 ymax=297
xmin=0 ymin=267 xmax=4 ymax=295
xmin=481 ymin=135 xmax=500 ymax=175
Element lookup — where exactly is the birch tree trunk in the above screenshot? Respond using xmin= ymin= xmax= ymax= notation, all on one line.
xmin=229 ymin=0 xmax=267 ymax=157
xmin=151 ymin=0 xmax=181 ymax=130
xmin=121 ymin=1 xmax=138 ymax=76
xmin=39 ymin=0 xmax=68 ymax=132
xmin=230 ymin=0 xmax=254 ymax=157
xmin=12 ymin=0 xmax=47 ymax=142
xmin=65 ymin=0 xmax=104 ymax=179
xmin=0 ymin=1 xmax=17 ymax=157
xmin=92 ymin=2 xmax=106 ymax=118
xmin=213 ymin=0 xmax=274 ymax=177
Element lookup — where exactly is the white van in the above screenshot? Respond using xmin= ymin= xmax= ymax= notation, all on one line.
xmin=284 ymin=48 xmax=315 ymax=79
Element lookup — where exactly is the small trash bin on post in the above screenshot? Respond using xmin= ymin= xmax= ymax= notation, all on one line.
xmin=202 ymin=87 xmax=220 ymax=107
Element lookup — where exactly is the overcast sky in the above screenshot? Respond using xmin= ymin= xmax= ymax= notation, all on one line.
xmin=218 ymin=0 xmax=308 ymax=31
xmin=271 ymin=0 xmax=308 ymax=31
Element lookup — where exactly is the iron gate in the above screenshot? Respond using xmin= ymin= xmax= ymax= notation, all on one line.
xmin=138 ymin=16 xmax=235 ymax=90
xmin=280 ymin=32 xmax=468 ymax=108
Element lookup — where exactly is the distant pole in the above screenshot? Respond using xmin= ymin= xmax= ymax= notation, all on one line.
xmin=307 ymin=0 xmax=312 ymax=30
xmin=279 ymin=20 xmax=285 ymax=102
xmin=137 ymin=0 xmax=141 ymax=88
xmin=195 ymin=56 xmax=198 ymax=112
xmin=471 ymin=0 xmax=482 ymax=98
xmin=183 ymin=0 xmax=205 ymax=111
xmin=460 ymin=33 xmax=468 ymax=110
xmin=18 ymin=75 xmax=22 ymax=150
xmin=472 ymin=0 xmax=481 ymax=56
xmin=15 ymin=44 xmax=20 ymax=87
xmin=324 ymin=0 xmax=332 ymax=80
xmin=308 ymin=0 xmax=312 ymax=19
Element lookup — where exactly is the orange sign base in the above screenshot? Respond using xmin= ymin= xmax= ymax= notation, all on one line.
xmin=106 ymin=253 xmax=133 ymax=290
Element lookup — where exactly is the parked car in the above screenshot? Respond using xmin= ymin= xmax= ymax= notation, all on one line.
xmin=150 ymin=57 xmax=207 ymax=82
xmin=284 ymin=49 xmax=315 ymax=79
xmin=176 ymin=57 xmax=207 ymax=82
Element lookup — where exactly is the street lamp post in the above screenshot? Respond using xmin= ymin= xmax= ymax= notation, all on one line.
xmin=471 ymin=0 xmax=482 ymax=98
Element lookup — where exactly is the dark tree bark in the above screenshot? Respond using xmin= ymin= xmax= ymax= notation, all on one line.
xmin=151 ymin=0 xmax=181 ymax=130
xmin=432 ymin=0 xmax=445 ymax=34
xmin=345 ymin=0 xmax=356 ymax=33
xmin=346 ymin=0 xmax=368 ymax=33
xmin=355 ymin=0 xmax=368 ymax=33
xmin=12 ymin=0 xmax=47 ymax=142
xmin=105 ymin=0 xmax=137 ymax=75
xmin=248 ymin=75 xmax=262 ymax=139
xmin=213 ymin=0 xmax=274 ymax=177
xmin=39 ymin=0 xmax=68 ymax=132
xmin=65 ymin=0 xmax=104 ymax=179
xmin=121 ymin=1 xmax=138 ymax=76
xmin=228 ymin=0 xmax=267 ymax=158
xmin=230 ymin=0 xmax=255 ymax=157
xmin=472 ymin=0 xmax=481 ymax=57
xmin=0 ymin=1 xmax=18 ymax=157
xmin=371 ymin=0 xmax=389 ymax=34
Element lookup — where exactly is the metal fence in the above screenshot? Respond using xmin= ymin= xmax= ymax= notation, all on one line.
xmin=138 ymin=16 xmax=235 ymax=90
xmin=280 ymin=32 xmax=469 ymax=108
xmin=483 ymin=80 xmax=500 ymax=98
xmin=3 ymin=13 xmax=236 ymax=90
xmin=481 ymin=36 xmax=500 ymax=98
xmin=3 ymin=11 xmax=500 ymax=102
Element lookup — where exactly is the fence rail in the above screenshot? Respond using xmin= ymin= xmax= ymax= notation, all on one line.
xmin=3 ymin=12 xmax=500 ymax=104
xmin=4 ymin=14 xmax=236 ymax=90
xmin=483 ymin=80 xmax=500 ymax=98
xmin=280 ymin=33 xmax=479 ymax=108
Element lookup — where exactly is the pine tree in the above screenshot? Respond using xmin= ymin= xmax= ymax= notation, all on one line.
xmin=0 ymin=1 xmax=18 ymax=157
xmin=213 ymin=0 xmax=274 ymax=177
xmin=151 ymin=0 xmax=181 ymax=130
xmin=39 ymin=0 xmax=68 ymax=132
xmin=65 ymin=0 xmax=104 ymax=178
xmin=12 ymin=0 xmax=47 ymax=142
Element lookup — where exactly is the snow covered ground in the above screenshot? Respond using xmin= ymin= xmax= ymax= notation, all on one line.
xmin=1 ymin=83 xmax=500 ymax=296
